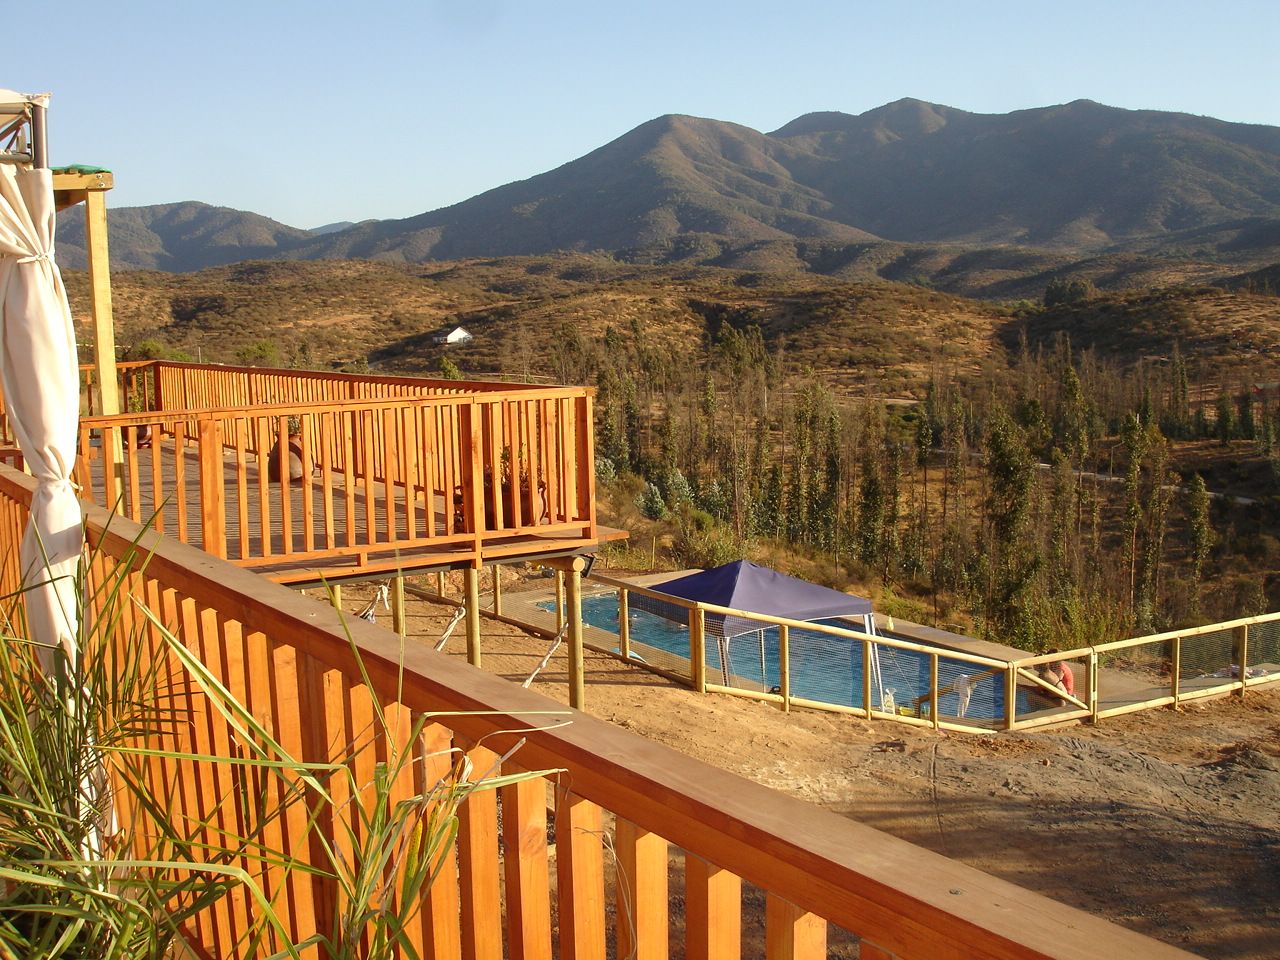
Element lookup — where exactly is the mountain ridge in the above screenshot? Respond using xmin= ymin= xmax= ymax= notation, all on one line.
xmin=55 ymin=99 xmax=1280 ymax=281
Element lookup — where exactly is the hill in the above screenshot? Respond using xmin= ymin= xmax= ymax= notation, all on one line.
xmin=56 ymin=100 xmax=1280 ymax=287
xmin=56 ymin=201 xmax=313 ymax=271
xmin=292 ymin=100 xmax=1280 ymax=264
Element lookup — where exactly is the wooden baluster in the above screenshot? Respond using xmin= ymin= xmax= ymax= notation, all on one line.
xmin=417 ymin=721 xmax=463 ymax=960
xmin=278 ymin=415 xmax=295 ymax=555
xmin=125 ymin=424 xmax=141 ymax=522
xmin=542 ymin=398 xmax=560 ymax=523
xmin=361 ymin=409 xmax=377 ymax=545
xmin=556 ymin=787 xmax=606 ymax=960
xmin=764 ymin=894 xmax=827 ymax=960
xmin=255 ymin=417 xmax=272 ymax=558
xmin=149 ymin=418 xmax=164 ymax=534
xmin=502 ymin=773 xmax=552 ymax=960
xmin=198 ymin=418 xmax=226 ymax=558
xmin=320 ymin=410 xmax=336 ymax=549
xmin=456 ymin=742 xmax=503 ymax=960
xmin=382 ymin=404 xmax=399 ymax=542
xmin=407 ymin=405 xmax=423 ymax=541
xmin=342 ymin=410 xmax=357 ymax=547
xmin=615 ymin=818 xmax=668 ymax=960
xmin=266 ymin=636 xmax=321 ymax=944
xmin=578 ymin=394 xmax=596 ymax=538
xmin=300 ymin=414 xmax=315 ymax=553
xmin=489 ymin=401 xmax=506 ymax=529
xmin=173 ymin=421 xmax=189 ymax=541
xmin=232 ymin=418 xmax=249 ymax=560
xmin=685 ymin=854 xmax=740 ymax=960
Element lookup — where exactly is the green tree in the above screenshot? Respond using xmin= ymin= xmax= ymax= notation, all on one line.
xmin=437 ymin=356 xmax=462 ymax=380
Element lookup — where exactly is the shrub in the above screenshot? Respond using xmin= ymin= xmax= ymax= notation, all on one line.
xmin=636 ymin=482 xmax=667 ymax=520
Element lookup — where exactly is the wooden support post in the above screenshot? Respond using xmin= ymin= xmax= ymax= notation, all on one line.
xmin=436 ymin=569 xmax=446 ymax=598
xmin=691 ymin=607 xmax=707 ymax=695
xmin=1234 ymin=625 xmax=1249 ymax=697
xmin=765 ymin=893 xmax=827 ymax=960
xmin=545 ymin=556 xmax=588 ymax=710
xmin=85 ymin=189 xmax=120 ymax=417
xmin=615 ymin=819 xmax=668 ymax=960
xmin=618 ymin=588 xmax=631 ymax=661
xmin=196 ymin=419 xmax=226 ymax=559
xmin=685 ymin=854 xmax=740 ymax=960
xmin=391 ymin=575 xmax=406 ymax=638
xmin=779 ymin=624 xmax=790 ymax=713
xmin=465 ymin=565 xmax=482 ymax=667
xmin=328 ymin=583 xmax=342 ymax=611
xmin=492 ymin=563 xmax=503 ymax=617
xmin=567 ymin=561 xmax=585 ymax=711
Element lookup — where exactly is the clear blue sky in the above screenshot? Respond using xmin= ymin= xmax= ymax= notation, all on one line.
xmin=11 ymin=0 xmax=1279 ymax=229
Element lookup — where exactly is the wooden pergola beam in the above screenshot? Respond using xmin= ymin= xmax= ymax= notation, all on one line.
xmin=53 ymin=170 xmax=118 ymax=417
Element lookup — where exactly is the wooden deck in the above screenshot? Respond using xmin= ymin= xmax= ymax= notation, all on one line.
xmin=81 ymin=433 xmax=620 ymax=583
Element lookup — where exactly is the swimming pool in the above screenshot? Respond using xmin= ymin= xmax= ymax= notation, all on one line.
xmin=541 ymin=592 xmax=1028 ymax=720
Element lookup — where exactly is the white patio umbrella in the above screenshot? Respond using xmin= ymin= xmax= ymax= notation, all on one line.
xmin=0 ymin=92 xmax=83 ymax=672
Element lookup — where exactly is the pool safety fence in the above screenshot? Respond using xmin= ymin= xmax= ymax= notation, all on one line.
xmin=584 ymin=574 xmax=1280 ymax=733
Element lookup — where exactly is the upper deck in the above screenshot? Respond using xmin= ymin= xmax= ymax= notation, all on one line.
xmin=57 ymin=360 xmax=618 ymax=582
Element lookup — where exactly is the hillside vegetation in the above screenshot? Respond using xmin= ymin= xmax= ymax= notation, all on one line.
xmin=64 ymin=255 xmax=1280 ymax=650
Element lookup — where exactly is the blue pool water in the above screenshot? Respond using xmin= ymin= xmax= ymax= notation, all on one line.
xmin=542 ymin=592 xmax=1027 ymax=719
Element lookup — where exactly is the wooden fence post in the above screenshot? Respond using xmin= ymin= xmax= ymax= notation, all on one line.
xmin=1004 ymin=665 xmax=1017 ymax=730
xmin=691 ymin=607 xmax=707 ymax=694
xmin=1235 ymin=625 xmax=1249 ymax=698
xmin=1172 ymin=635 xmax=1182 ymax=707
xmin=779 ymin=624 xmax=790 ymax=713
xmin=618 ymin=588 xmax=631 ymax=661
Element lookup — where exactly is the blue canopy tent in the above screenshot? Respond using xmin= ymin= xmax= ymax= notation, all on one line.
xmin=633 ymin=561 xmax=878 ymax=690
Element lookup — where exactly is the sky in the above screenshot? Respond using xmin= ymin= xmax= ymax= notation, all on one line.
xmin=9 ymin=0 xmax=1279 ymax=229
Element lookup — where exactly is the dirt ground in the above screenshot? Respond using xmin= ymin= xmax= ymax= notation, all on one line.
xmin=339 ymin=579 xmax=1280 ymax=960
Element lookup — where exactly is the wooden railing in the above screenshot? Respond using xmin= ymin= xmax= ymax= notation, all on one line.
xmin=0 ymin=465 xmax=1198 ymax=959
xmin=74 ymin=386 xmax=596 ymax=578
xmin=148 ymin=360 xmax=532 ymax=413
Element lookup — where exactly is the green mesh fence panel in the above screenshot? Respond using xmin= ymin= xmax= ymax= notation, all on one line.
xmin=1177 ymin=627 xmax=1237 ymax=695
xmin=1097 ymin=639 xmax=1171 ymax=712
xmin=1247 ymin=620 xmax=1280 ymax=676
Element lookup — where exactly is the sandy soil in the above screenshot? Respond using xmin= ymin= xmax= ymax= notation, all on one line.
xmin=340 ymin=580 xmax=1280 ymax=960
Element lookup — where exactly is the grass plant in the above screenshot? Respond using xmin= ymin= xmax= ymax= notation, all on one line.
xmin=0 ymin=525 xmax=558 ymax=958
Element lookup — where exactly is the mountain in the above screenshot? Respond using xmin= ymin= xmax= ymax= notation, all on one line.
xmin=56 ymin=201 xmax=313 ymax=271
xmin=56 ymin=100 xmax=1280 ymax=277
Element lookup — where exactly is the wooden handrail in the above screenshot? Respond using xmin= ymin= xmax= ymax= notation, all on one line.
xmin=74 ymin=388 xmax=596 ymax=576
xmin=0 ymin=465 xmax=1201 ymax=959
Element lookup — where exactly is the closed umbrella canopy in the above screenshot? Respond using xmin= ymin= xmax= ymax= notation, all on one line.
xmin=0 ymin=159 xmax=83 ymax=670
